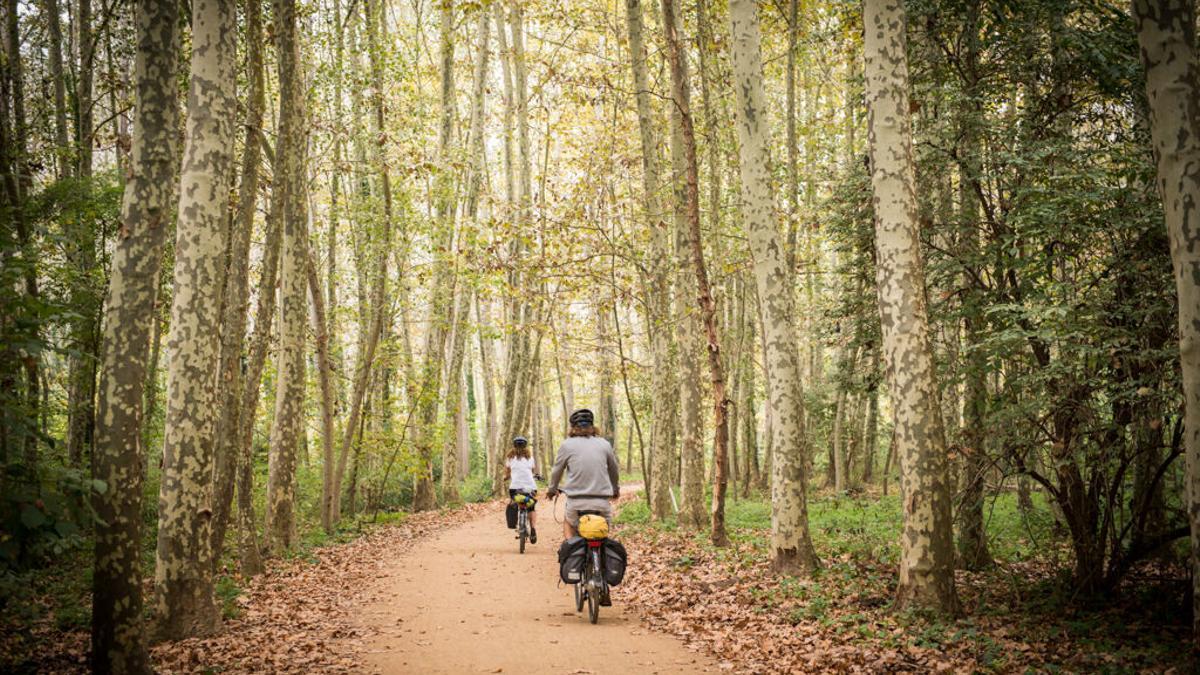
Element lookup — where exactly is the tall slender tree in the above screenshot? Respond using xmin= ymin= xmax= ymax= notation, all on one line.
xmin=624 ymin=0 xmax=674 ymax=517
xmin=1133 ymin=0 xmax=1200 ymax=643
xmin=413 ymin=0 xmax=458 ymax=511
xmin=727 ymin=0 xmax=818 ymax=572
xmin=211 ymin=0 xmax=267 ymax=563
xmin=265 ymin=0 xmax=310 ymax=554
xmin=862 ymin=0 xmax=959 ymax=613
xmin=152 ymin=0 xmax=237 ymax=640
xmin=661 ymin=0 xmax=706 ymax=531
xmin=91 ymin=0 xmax=180 ymax=666
xmin=661 ymin=0 xmax=731 ymax=545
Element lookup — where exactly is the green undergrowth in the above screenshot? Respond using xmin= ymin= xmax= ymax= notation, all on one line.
xmin=616 ymin=487 xmax=1191 ymax=672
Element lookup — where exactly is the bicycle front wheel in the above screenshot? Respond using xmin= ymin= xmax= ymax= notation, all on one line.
xmin=574 ymin=581 xmax=584 ymax=612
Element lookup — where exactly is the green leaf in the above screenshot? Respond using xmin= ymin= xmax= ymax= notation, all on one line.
xmin=20 ymin=505 xmax=47 ymax=530
xmin=91 ymin=479 xmax=108 ymax=495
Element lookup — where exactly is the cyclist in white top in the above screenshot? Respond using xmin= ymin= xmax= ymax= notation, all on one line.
xmin=505 ymin=436 xmax=539 ymax=543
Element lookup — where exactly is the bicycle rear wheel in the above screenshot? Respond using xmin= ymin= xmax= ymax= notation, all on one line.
xmin=587 ymin=584 xmax=599 ymax=624
xmin=518 ymin=512 xmax=527 ymax=554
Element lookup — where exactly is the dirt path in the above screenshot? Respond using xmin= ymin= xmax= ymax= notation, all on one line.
xmin=355 ymin=502 xmax=717 ymax=674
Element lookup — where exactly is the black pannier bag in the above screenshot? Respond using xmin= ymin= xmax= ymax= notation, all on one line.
xmin=602 ymin=539 xmax=628 ymax=586
xmin=505 ymin=501 xmax=518 ymax=529
xmin=558 ymin=536 xmax=587 ymax=584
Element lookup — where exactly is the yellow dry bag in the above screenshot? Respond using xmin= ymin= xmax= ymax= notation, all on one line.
xmin=578 ymin=514 xmax=609 ymax=540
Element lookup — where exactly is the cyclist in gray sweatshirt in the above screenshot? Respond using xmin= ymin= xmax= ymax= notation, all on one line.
xmin=546 ymin=408 xmax=620 ymax=540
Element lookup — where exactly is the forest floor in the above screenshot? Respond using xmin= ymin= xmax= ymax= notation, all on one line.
xmin=7 ymin=488 xmax=1195 ymax=673
xmin=355 ymin=495 xmax=717 ymax=674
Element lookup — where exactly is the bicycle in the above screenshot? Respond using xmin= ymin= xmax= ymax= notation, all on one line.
xmin=513 ymin=492 xmax=535 ymax=554
xmin=574 ymin=533 xmax=609 ymax=623
xmin=560 ymin=505 xmax=610 ymax=624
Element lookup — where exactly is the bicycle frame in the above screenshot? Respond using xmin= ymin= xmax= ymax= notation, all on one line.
xmin=515 ymin=498 xmax=531 ymax=553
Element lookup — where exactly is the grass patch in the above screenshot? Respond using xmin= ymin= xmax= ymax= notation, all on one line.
xmin=215 ymin=575 xmax=243 ymax=620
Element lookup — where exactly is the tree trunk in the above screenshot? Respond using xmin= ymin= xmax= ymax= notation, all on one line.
xmin=660 ymin=0 xmax=706 ymax=531
xmin=862 ymin=370 xmax=879 ymax=484
xmin=3 ymin=0 xmax=41 ymax=472
xmin=151 ymin=0 xmax=236 ymax=640
xmin=623 ymin=0 xmax=674 ymax=520
xmin=442 ymin=283 xmax=469 ymax=503
xmin=784 ymin=0 xmax=799 ymax=272
xmin=308 ymin=245 xmax=336 ymax=532
xmin=661 ymin=0 xmax=729 ymax=545
xmin=233 ymin=159 xmax=283 ymax=579
xmin=412 ymin=0 xmax=458 ymax=512
xmin=863 ymin=0 xmax=959 ymax=614
xmin=66 ymin=0 xmax=100 ymax=468
xmin=955 ymin=5 xmax=991 ymax=568
xmin=265 ymin=0 xmax=309 ymax=555
xmin=332 ymin=0 xmax=393 ymax=526
xmin=741 ymin=308 xmax=758 ymax=498
xmin=90 ymin=0 xmax=180 ymax=667
xmin=76 ymin=0 xmax=93 ymax=176
xmin=728 ymin=0 xmax=818 ymax=572
xmin=830 ymin=388 xmax=845 ymax=490
xmin=476 ymin=295 xmax=500 ymax=459
xmin=597 ymin=300 xmax=617 ymax=449
xmin=41 ymin=0 xmax=70 ymax=177
xmin=210 ymin=0 xmax=266 ymax=565
xmin=1133 ymin=0 xmax=1200 ymax=643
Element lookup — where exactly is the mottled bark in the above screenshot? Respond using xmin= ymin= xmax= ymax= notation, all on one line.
xmin=152 ymin=0 xmax=237 ymax=640
xmin=265 ymin=0 xmax=309 ymax=554
xmin=728 ymin=0 xmax=817 ymax=572
xmin=210 ymin=0 xmax=266 ymax=567
xmin=1133 ymin=0 xmax=1200 ymax=643
xmin=863 ymin=0 xmax=959 ymax=613
xmin=784 ymin=0 xmax=799 ymax=272
xmin=91 ymin=0 xmax=180 ymax=667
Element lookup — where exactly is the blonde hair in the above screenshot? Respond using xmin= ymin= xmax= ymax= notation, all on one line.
xmin=507 ymin=445 xmax=532 ymax=460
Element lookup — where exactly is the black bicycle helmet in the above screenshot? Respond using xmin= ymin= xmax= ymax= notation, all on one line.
xmin=569 ymin=408 xmax=594 ymax=428
xmin=512 ymin=436 xmax=529 ymax=447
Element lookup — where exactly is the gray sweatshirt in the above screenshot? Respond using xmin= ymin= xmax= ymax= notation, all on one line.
xmin=548 ymin=435 xmax=620 ymax=498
